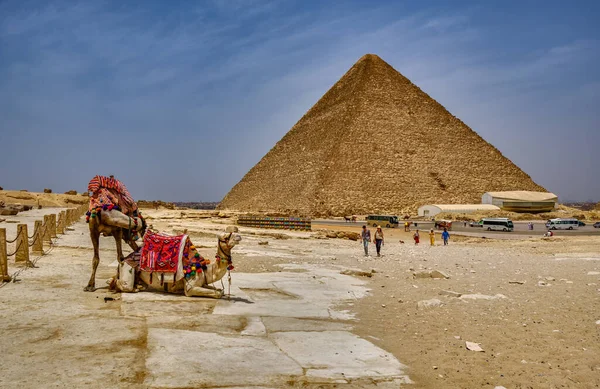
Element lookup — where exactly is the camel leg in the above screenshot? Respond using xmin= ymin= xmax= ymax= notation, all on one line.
xmin=184 ymin=284 xmax=224 ymax=298
xmin=126 ymin=239 xmax=139 ymax=252
xmin=85 ymin=227 xmax=101 ymax=292
xmin=113 ymin=228 xmax=124 ymax=262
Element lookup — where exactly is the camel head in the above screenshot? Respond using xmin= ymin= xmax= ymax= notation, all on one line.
xmin=216 ymin=226 xmax=242 ymax=261
xmin=221 ymin=226 xmax=242 ymax=248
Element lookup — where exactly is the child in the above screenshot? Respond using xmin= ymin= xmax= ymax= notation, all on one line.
xmin=442 ymin=228 xmax=450 ymax=245
xmin=429 ymin=229 xmax=435 ymax=246
xmin=413 ymin=230 xmax=420 ymax=245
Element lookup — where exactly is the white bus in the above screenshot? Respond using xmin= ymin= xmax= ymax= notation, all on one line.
xmin=481 ymin=218 xmax=514 ymax=232
xmin=545 ymin=218 xmax=579 ymax=230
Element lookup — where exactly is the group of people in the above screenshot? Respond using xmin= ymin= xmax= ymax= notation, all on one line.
xmin=360 ymin=225 xmax=385 ymax=256
xmin=361 ymin=225 xmax=450 ymax=257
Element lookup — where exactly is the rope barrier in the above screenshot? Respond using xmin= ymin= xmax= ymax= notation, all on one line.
xmin=1 ymin=205 xmax=91 ymax=288
xmin=6 ymin=239 xmax=23 ymax=257
xmin=0 ymin=212 xmax=66 ymax=288
xmin=28 ymin=229 xmax=41 ymax=247
xmin=0 ymin=233 xmax=59 ymax=289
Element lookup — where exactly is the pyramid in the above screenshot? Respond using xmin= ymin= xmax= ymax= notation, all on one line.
xmin=219 ymin=54 xmax=546 ymax=216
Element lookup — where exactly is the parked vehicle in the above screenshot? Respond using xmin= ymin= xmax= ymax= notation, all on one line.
xmin=469 ymin=220 xmax=483 ymax=227
xmin=366 ymin=215 xmax=399 ymax=228
xmin=593 ymin=222 xmax=600 ymax=228
xmin=481 ymin=218 xmax=514 ymax=232
xmin=434 ymin=220 xmax=452 ymax=231
xmin=545 ymin=218 xmax=579 ymax=230
xmin=578 ymin=221 xmax=586 ymax=227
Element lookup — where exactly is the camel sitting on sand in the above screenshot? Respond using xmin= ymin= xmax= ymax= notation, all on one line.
xmin=84 ymin=175 xmax=146 ymax=292
xmin=113 ymin=226 xmax=242 ymax=298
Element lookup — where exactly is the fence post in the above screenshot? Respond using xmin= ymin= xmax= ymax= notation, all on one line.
xmin=49 ymin=214 xmax=57 ymax=238
xmin=56 ymin=211 xmax=65 ymax=234
xmin=15 ymin=224 xmax=29 ymax=263
xmin=43 ymin=215 xmax=52 ymax=244
xmin=32 ymin=220 xmax=43 ymax=256
xmin=0 ymin=228 xmax=10 ymax=282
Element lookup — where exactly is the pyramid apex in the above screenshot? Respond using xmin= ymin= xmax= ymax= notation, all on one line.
xmin=357 ymin=53 xmax=384 ymax=62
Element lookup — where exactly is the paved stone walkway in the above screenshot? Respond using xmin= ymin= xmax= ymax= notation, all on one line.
xmin=0 ymin=213 xmax=411 ymax=388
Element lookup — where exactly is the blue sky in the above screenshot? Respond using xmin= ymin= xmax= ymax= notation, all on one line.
xmin=0 ymin=0 xmax=598 ymax=202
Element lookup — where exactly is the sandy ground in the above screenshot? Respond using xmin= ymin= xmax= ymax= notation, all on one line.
xmin=152 ymin=211 xmax=600 ymax=388
xmin=1 ymin=208 xmax=599 ymax=388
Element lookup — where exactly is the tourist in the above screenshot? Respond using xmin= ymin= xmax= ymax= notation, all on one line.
xmin=429 ymin=229 xmax=435 ymax=246
xmin=361 ymin=225 xmax=371 ymax=256
xmin=373 ymin=225 xmax=384 ymax=257
xmin=413 ymin=229 xmax=420 ymax=245
xmin=442 ymin=228 xmax=450 ymax=245
xmin=404 ymin=221 xmax=409 ymax=232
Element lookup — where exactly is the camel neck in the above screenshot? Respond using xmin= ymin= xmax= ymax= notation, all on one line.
xmin=203 ymin=259 xmax=229 ymax=285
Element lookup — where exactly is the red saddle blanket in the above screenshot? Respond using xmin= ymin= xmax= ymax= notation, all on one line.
xmin=140 ymin=230 xmax=192 ymax=274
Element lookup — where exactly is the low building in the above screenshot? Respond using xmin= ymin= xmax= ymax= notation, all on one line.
xmin=417 ymin=204 xmax=501 ymax=217
xmin=481 ymin=191 xmax=558 ymax=213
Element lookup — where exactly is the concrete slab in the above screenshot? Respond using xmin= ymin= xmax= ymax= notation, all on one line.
xmin=241 ymin=316 xmax=267 ymax=336
xmin=146 ymin=314 xmax=247 ymax=334
xmin=262 ymin=316 xmax=352 ymax=333
xmin=120 ymin=300 xmax=215 ymax=317
xmin=145 ymin=328 xmax=302 ymax=388
xmin=271 ymin=331 xmax=410 ymax=382
xmin=213 ymin=266 xmax=369 ymax=320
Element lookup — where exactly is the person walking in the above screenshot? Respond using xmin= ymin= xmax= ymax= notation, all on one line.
xmin=373 ymin=225 xmax=384 ymax=257
xmin=429 ymin=229 xmax=435 ymax=246
xmin=413 ymin=229 xmax=420 ymax=245
xmin=442 ymin=228 xmax=450 ymax=245
xmin=404 ymin=221 xmax=409 ymax=232
xmin=361 ymin=225 xmax=371 ymax=256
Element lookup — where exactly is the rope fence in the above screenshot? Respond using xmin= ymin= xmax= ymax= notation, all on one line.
xmin=0 ymin=204 xmax=88 ymax=286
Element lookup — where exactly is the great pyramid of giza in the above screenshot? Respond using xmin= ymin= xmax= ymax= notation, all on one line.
xmin=219 ymin=54 xmax=546 ymax=216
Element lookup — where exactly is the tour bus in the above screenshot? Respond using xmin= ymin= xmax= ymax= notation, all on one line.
xmin=481 ymin=218 xmax=514 ymax=232
xmin=366 ymin=215 xmax=399 ymax=228
xmin=545 ymin=218 xmax=579 ymax=230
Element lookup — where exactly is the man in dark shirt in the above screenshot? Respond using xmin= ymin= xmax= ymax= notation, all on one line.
xmin=361 ymin=225 xmax=371 ymax=256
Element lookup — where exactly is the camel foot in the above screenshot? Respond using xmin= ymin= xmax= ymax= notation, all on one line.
xmin=83 ymin=285 xmax=96 ymax=292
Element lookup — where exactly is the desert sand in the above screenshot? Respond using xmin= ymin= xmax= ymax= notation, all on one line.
xmin=1 ymin=207 xmax=599 ymax=388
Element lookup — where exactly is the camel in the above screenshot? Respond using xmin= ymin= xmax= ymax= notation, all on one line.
xmin=85 ymin=209 xmax=146 ymax=291
xmin=114 ymin=226 xmax=242 ymax=298
xmin=84 ymin=175 xmax=146 ymax=292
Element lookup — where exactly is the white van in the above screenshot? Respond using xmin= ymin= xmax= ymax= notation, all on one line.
xmin=481 ymin=218 xmax=514 ymax=232
xmin=545 ymin=218 xmax=579 ymax=230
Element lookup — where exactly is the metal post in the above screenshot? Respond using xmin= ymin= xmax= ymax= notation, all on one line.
xmin=32 ymin=220 xmax=43 ymax=256
xmin=0 ymin=228 xmax=10 ymax=282
xmin=15 ymin=224 xmax=29 ymax=263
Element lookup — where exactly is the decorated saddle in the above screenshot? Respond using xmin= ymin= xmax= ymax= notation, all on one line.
xmin=87 ymin=175 xmax=138 ymax=216
xmin=140 ymin=230 xmax=210 ymax=282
